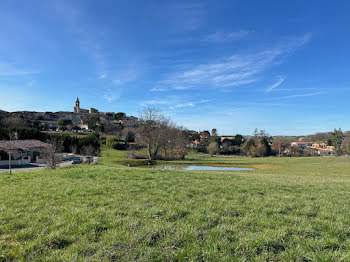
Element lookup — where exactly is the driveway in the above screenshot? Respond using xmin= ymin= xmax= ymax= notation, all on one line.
xmin=0 ymin=157 xmax=99 ymax=174
xmin=0 ymin=163 xmax=46 ymax=173
xmin=0 ymin=160 xmax=72 ymax=174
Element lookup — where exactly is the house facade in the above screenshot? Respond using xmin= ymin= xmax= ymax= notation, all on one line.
xmin=291 ymin=141 xmax=335 ymax=156
xmin=0 ymin=140 xmax=50 ymax=166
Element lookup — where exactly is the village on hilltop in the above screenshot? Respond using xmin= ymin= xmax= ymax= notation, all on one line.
xmin=0 ymin=97 xmax=139 ymax=132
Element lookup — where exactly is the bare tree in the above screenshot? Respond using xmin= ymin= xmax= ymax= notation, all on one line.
xmin=137 ymin=107 xmax=168 ymax=160
xmin=342 ymin=137 xmax=350 ymax=155
xmin=162 ymin=126 xmax=189 ymax=159
xmin=122 ymin=127 xmax=137 ymax=142
xmin=81 ymin=145 xmax=97 ymax=156
xmin=272 ymin=137 xmax=290 ymax=157
xmin=208 ymin=142 xmax=218 ymax=157
xmin=0 ymin=117 xmax=27 ymax=128
xmin=42 ymin=140 xmax=63 ymax=169
xmin=69 ymin=143 xmax=78 ymax=154
xmin=127 ymin=151 xmax=136 ymax=159
xmin=137 ymin=107 xmax=189 ymax=160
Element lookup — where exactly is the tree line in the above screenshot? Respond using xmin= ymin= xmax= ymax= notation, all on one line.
xmin=201 ymin=129 xmax=273 ymax=157
xmin=193 ymin=128 xmax=349 ymax=157
xmin=0 ymin=127 xmax=100 ymax=156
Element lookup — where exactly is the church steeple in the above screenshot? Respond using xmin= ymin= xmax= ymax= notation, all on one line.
xmin=74 ymin=97 xmax=80 ymax=113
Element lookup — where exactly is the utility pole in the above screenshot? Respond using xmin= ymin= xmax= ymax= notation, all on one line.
xmin=8 ymin=149 xmax=11 ymax=175
xmin=8 ymin=131 xmax=18 ymax=175
xmin=96 ymin=122 xmax=100 ymax=134
xmin=278 ymin=143 xmax=281 ymax=157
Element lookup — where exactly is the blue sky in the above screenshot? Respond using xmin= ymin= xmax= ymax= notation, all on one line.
xmin=0 ymin=0 xmax=349 ymax=135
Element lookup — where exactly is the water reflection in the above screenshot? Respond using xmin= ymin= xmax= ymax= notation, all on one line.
xmin=154 ymin=165 xmax=254 ymax=171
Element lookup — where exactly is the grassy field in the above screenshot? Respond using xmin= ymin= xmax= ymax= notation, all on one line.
xmin=2 ymin=149 xmax=350 ymax=261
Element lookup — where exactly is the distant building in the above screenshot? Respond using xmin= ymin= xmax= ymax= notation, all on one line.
xmin=73 ymin=97 xmax=89 ymax=114
xmin=1 ymin=97 xmax=137 ymax=132
xmin=291 ymin=141 xmax=335 ymax=156
xmin=189 ymin=141 xmax=200 ymax=148
xmin=220 ymin=135 xmax=235 ymax=142
xmin=318 ymin=149 xmax=335 ymax=156
xmin=200 ymin=131 xmax=210 ymax=140
xmin=292 ymin=142 xmax=315 ymax=149
xmin=0 ymin=140 xmax=50 ymax=166
xmin=89 ymin=108 xmax=99 ymax=114
xmin=319 ymin=143 xmax=327 ymax=148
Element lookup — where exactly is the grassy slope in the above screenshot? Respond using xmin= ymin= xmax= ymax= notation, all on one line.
xmin=1 ymin=149 xmax=350 ymax=261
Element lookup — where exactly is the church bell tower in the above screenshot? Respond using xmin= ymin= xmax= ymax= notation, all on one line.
xmin=74 ymin=97 xmax=80 ymax=113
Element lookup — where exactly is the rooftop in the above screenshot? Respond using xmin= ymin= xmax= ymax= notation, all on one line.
xmin=0 ymin=140 xmax=50 ymax=151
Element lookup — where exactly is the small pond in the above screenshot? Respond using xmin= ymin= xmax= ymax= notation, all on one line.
xmin=152 ymin=165 xmax=254 ymax=171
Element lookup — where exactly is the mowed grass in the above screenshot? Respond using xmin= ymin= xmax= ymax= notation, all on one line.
xmin=2 ymin=150 xmax=350 ymax=261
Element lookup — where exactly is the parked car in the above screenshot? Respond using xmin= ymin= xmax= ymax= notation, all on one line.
xmin=86 ymin=156 xmax=94 ymax=163
xmin=72 ymin=157 xmax=83 ymax=165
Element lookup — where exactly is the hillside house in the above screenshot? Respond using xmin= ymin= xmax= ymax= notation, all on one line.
xmin=318 ymin=149 xmax=335 ymax=156
xmin=319 ymin=143 xmax=327 ymax=148
xmin=291 ymin=141 xmax=335 ymax=156
xmin=0 ymin=140 xmax=50 ymax=166
xmin=189 ymin=141 xmax=200 ymax=148
xmin=291 ymin=142 xmax=313 ymax=149
xmin=220 ymin=135 xmax=235 ymax=142
xmin=311 ymin=143 xmax=328 ymax=149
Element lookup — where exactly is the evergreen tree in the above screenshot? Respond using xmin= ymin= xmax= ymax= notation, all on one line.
xmin=331 ymin=128 xmax=344 ymax=156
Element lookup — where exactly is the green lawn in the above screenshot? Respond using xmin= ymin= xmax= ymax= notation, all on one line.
xmin=1 ymin=149 xmax=350 ymax=261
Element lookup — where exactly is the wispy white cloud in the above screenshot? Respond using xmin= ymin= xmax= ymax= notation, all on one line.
xmin=267 ymin=91 xmax=325 ymax=100
xmin=102 ymin=87 xmax=123 ymax=103
xmin=141 ymin=99 xmax=170 ymax=106
xmin=172 ymin=100 xmax=210 ymax=109
xmin=203 ymin=30 xmax=250 ymax=43
xmin=103 ymin=93 xmax=119 ymax=103
xmin=265 ymin=76 xmax=286 ymax=92
xmin=169 ymin=98 xmax=210 ymax=110
xmin=140 ymin=95 xmax=210 ymax=110
xmin=172 ymin=102 xmax=195 ymax=109
xmin=158 ymin=52 xmax=273 ymax=90
xmin=181 ymin=3 xmax=206 ymax=30
xmin=158 ymin=34 xmax=312 ymax=91
xmin=113 ymin=68 xmax=139 ymax=86
xmin=150 ymin=87 xmax=168 ymax=92
xmin=100 ymin=67 xmax=141 ymax=103
xmin=165 ymin=2 xmax=207 ymax=31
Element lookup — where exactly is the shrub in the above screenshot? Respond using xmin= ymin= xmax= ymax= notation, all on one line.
xmin=106 ymin=136 xmax=119 ymax=148
xmin=127 ymin=151 xmax=136 ymax=159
